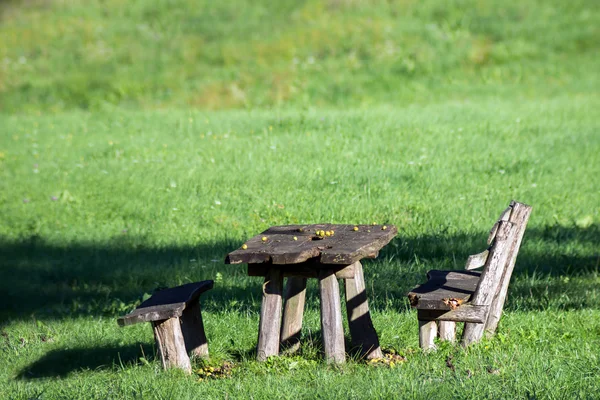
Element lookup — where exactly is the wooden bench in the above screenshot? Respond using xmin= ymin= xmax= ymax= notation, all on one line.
xmin=407 ymin=201 xmax=532 ymax=349
xmin=117 ymin=280 xmax=214 ymax=373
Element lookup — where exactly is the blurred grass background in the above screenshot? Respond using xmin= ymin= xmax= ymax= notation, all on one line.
xmin=1 ymin=0 xmax=598 ymax=112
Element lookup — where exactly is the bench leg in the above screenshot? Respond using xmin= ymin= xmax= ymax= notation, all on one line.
xmin=319 ymin=269 xmax=346 ymax=364
xmin=344 ymin=261 xmax=382 ymax=359
xmin=152 ymin=317 xmax=192 ymax=373
xmin=462 ymin=322 xmax=485 ymax=346
xmin=180 ymin=301 xmax=209 ymax=358
xmin=257 ymin=268 xmax=284 ymax=361
xmin=438 ymin=321 xmax=456 ymax=343
xmin=418 ymin=319 xmax=437 ymax=351
xmin=280 ymin=277 xmax=307 ymax=354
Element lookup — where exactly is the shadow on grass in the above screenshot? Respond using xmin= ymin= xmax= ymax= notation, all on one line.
xmin=0 ymin=224 xmax=598 ymax=326
xmin=15 ymin=342 xmax=155 ymax=379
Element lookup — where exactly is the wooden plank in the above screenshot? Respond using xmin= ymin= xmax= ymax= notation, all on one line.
xmin=407 ymin=270 xmax=481 ymax=311
xmin=225 ymin=224 xmax=397 ymax=266
xmin=488 ymin=205 xmax=513 ymax=245
xmin=344 ymin=261 xmax=382 ymax=359
xmin=462 ymin=220 xmax=517 ymax=346
xmin=280 ymin=277 xmax=307 ymax=354
xmin=417 ymin=304 xmax=488 ymax=323
xmin=152 ymin=317 xmax=191 ymax=373
xmin=464 ymin=250 xmax=490 ymax=270
xmin=438 ymin=321 xmax=456 ymax=342
xmin=118 ymin=281 xmax=214 ymax=326
xmin=485 ymin=201 xmax=532 ymax=335
xmin=256 ymin=268 xmax=284 ymax=361
xmin=319 ymin=269 xmax=346 ymax=364
xmin=179 ymin=301 xmax=209 ymax=359
xmin=248 ymin=262 xmax=355 ymax=279
xmin=418 ymin=319 xmax=437 ymax=350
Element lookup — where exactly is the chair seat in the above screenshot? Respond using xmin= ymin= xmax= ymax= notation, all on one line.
xmin=118 ymin=280 xmax=214 ymax=326
xmin=408 ymin=270 xmax=481 ymax=311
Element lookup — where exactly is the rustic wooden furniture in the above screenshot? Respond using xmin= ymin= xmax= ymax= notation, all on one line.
xmin=226 ymin=224 xmax=397 ymax=364
xmin=117 ymin=280 xmax=214 ymax=373
xmin=407 ymin=201 xmax=531 ymax=349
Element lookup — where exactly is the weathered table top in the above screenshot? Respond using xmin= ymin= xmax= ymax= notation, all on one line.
xmin=225 ymin=224 xmax=397 ymax=266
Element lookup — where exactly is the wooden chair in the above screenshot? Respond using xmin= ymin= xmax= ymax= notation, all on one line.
xmin=118 ymin=280 xmax=213 ymax=373
xmin=407 ymin=201 xmax=532 ymax=349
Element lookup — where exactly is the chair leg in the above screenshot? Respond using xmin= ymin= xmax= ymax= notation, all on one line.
xmin=438 ymin=321 xmax=456 ymax=343
xmin=280 ymin=277 xmax=307 ymax=354
xmin=462 ymin=322 xmax=485 ymax=346
xmin=319 ymin=269 xmax=346 ymax=364
xmin=257 ymin=268 xmax=284 ymax=361
xmin=418 ymin=319 xmax=438 ymax=350
xmin=152 ymin=317 xmax=192 ymax=373
xmin=180 ymin=301 xmax=209 ymax=358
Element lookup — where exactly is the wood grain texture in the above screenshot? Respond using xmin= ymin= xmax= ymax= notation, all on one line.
xmin=485 ymin=201 xmax=532 ymax=335
xmin=319 ymin=269 xmax=346 ymax=364
xmin=225 ymin=224 xmax=397 ymax=266
xmin=179 ymin=301 xmax=209 ymax=359
xmin=257 ymin=268 xmax=284 ymax=361
xmin=438 ymin=321 xmax=456 ymax=342
xmin=464 ymin=250 xmax=490 ymax=270
xmin=152 ymin=318 xmax=191 ymax=373
xmin=118 ymin=281 xmax=214 ymax=326
xmin=248 ymin=262 xmax=355 ymax=279
xmin=417 ymin=304 xmax=488 ymax=323
xmin=344 ymin=261 xmax=382 ymax=359
xmin=418 ymin=319 xmax=437 ymax=350
xmin=280 ymin=277 xmax=307 ymax=353
xmin=407 ymin=270 xmax=481 ymax=310
xmin=462 ymin=220 xmax=517 ymax=346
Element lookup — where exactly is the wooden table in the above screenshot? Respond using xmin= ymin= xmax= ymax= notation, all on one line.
xmin=225 ymin=224 xmax=397 ymax=363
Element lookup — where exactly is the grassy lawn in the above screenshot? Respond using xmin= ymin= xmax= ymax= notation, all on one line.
xmin=1 ymin=0 xmax=599 ymax=399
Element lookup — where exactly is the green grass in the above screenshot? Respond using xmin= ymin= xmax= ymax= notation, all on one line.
xmin=1 ymin=0 xmax=600 ymax=398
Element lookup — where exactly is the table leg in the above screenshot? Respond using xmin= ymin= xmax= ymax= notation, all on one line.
xmin=257 ymin=267 xmax=284 ymax=361
xmin=344 ymin=261 xmax=383 ymax=359
xmin=280 ymin=277 xmax=307 ymax=354
xmin=319 ymin=269 xmax=346 ymax=364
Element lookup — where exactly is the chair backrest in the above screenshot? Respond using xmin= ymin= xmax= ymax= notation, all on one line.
xmin=465 ymin=201 xmax=532 ymax=331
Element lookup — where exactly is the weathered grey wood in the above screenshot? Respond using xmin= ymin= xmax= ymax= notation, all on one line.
xmin=488 ymin=205 xmax=512 ymax=245
xmin=152 ymin=318 xmax=191 ymax=373
xmin=280 ymin=277 xmax=307 ymax=353
xmin=462 ymin=220 xmax=517 ymax=346
xmin=179 ymin=301 xmax=209 ymax=358
xmin=485 ymin=201 xmax=532 ymax=335
xmin=417 ymin=304 xmax=488 ymax=323
xmin=438 ymin=321 xmax=456 ymax=342
xmin=418 ymin=319 xmax=437 ymax=350
xmin=117 ymin=281 xmax=214 ymax=326
xmin=319 ymin=269 xmax=346 ymax=364
xmin=344 ymin=261 xmax=382 ymax=359
xmin=408 ymin=270 xmax=481 ymax=310
xmin=465 ymin=250 xmax=490 ymax=270
xmin=257 ymin=268 xmax=284 ymax=361
xmin=248 ymin=262 xmax=355 ymax=279
xmin=225 ymin=224 xmax=397 ymax=266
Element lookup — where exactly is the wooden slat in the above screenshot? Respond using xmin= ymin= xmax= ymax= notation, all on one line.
xmin=417 ymin=304 xmax=489 ymax=323
xmin=462 ymin=220 xmax=517 ymax=345
xmin=407 ymin=270 xmax=481 ymax=311
xmin=464 ymin=250 xmax=490 ymax=270
xmin=225 ymin=224 xmax=397 ymax=266
xmin=484 ymin=201 xmax=532 ymax=335
xmin=118 ymin=281 xmax=214 ymax=326
xmin=247 ymin=262 xmax=355 ymax=279
xmin=488 ymin=205 xmax=513 ymax=245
